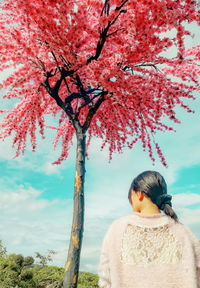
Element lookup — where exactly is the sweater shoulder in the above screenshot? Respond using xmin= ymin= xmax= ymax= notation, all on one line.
xmin=180 ymin=223 xmax=200 ymax=244
xmin=108 ymin=214 xmax=132 ymax=230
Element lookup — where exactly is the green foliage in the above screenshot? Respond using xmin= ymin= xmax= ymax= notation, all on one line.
xmin=20 ymin=270 xmax=34 ymax=281
xmin=37 ymin=279 xmax=63 ymax=288
xmin=4 ymin=254 xmax=23 ymax=274
xmin=30 ymin=264 xmax=65 ymax=285
xmin=0 ymin=257 xmax=9 ymax=269
xmin=19 ymin=279 xmax=37 ymax=288
xmin=23 ymin=256 xmax=34 ymax=267
xmin=0 ymin=267 xmax=19 ymax=288
xmin=0 ymin=242 xmax=37 ymax=288
xmin=0 ymin=240 xmax=101 ymax=288
xmin=77 ymin=272 xmax=99 ymax=288
xmin=9 ymin=261 xmax=21 ymax=273
xmin=15 ymin=254 xmax=24 ymax=266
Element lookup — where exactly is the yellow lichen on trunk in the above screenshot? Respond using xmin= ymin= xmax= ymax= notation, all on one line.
xmin=65 ymin=261 xmax=71 ymax=272
xmin=75 ymin=170 xmax=82 ymax=193
xmin=73 ymin=274 xmax=77 ymax=284
xmin=72 ymin=232 xmax=79 ymax=249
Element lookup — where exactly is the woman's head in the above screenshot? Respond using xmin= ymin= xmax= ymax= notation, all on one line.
xmin=128 ymin=170 xmax=179 ymax=223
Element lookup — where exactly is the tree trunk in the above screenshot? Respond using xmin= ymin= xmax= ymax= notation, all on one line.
xmin=63 ymin=131 xmax=86 ymax=288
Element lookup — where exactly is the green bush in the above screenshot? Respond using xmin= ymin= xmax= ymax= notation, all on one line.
xmin=0 ymin=240 xmax=102 ymax=288
xmin=20 ymin=270 xmax=34 ymax=281
xmin=77 ymin=272 xmax=99 ymax=288
xmin=19 ymin=278 xmax=37 ymax=288
xmin=31 ymin=264 xmax=65 ymax=285
xmin=0 ymin=249 xmax=37 ymax=288
xmin=15 ymin=254 xmax=24 ymax=266
xmin=0 ymin=267 xmax=19 ymax=287
xmin=23 ymin=256 xmax=34 ymax=267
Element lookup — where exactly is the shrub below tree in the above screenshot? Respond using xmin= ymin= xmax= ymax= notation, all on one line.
xmin=0 ymin=240 xmax=100 ymax=287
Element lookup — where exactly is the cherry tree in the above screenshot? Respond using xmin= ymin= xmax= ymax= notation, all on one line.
xmin=0 ymin=0 xmax=200 ymax=287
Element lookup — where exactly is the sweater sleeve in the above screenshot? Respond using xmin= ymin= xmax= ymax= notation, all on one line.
xmin=97 ymin=224 xmax=112 ymax=288
xmin=183 ymin=225 xmax=200 ymax=287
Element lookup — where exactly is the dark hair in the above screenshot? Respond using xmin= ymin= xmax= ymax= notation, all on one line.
xmin=128 ymin=170 xmax=179 ymax=223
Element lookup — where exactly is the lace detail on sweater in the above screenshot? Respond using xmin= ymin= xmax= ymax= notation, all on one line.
xmin=120 ymin=224 xmax=183 ymax=266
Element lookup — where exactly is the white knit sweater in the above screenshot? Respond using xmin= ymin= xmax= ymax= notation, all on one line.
xmin=97 ymin=211 xmax=200 ymax=288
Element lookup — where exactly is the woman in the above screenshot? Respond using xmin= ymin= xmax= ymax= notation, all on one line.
xmin=98 ymin=170 xmax=200 ymax=288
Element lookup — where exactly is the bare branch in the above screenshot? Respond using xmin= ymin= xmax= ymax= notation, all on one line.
xmin=87 ymin=22 xmax=111 ymax=64
xmin=110 ymin=8 xmax=127 ymax=26
xmin=28 ymin=57 xmax=46 ymax=72
xmin=51 ymin=51 xmax=71 ymax=94
xmin=42 ymin=75 xmax=64 ymax=110
xmin=41 ymin=66 xmax=75 ymax=114
xmin=82 ymin=91 xmax=108 ymax=133
xmin=134 ymin=62 xmax=163 ymax=72
xmin=77 ymin=91 xmax=104 ymax=116
xmin=101 ymin=0 xmax=110 ymax=16
xmin=75 ymin=74 xmax=91 ymax=104
xmin=65 ymin=92 xmax=81 ymax=104
xmin=42 ymin=75 xmax=79 ymax=129
xmin=87 ymin=1 xmax=129 ymax=65
xmin=85 ymin=87 xmax=102 ymax=94
xmin=116 ymin=0 xmax=129 ymax=11
xmin=107 ymin=28 xmax=125 ymax=37
xmin=51 ymin=51 xmax=61 ymax=72
xmin=59 ymin=55 xmax=72 ymax=70
xmin=28 ymin=58 xmax=41 ymax=70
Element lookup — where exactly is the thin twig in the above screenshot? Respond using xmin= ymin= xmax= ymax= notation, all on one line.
xmin=107 ymin=28 xmax=125 ymax=37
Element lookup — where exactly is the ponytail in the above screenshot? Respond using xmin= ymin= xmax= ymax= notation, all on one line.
xmin=163 ymin=203 xmax=179 ymax=223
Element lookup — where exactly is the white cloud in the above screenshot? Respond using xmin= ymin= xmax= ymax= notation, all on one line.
xmin=0 ymin=181 xmax=74 ymax=267
xmin=171 ymin=192 xmax=200 ymax=238
xmin=173 ymin=193 xmax=200 ymax=207
xmin=0 ymin=184 xmax=56 ymax=214
xmin=0 ymin=137 xmax=16 ymax=160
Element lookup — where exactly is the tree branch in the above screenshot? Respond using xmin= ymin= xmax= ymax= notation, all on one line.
xmin=87 ymin=22 xmax=111 ymax=64
xmin=75 ymin=74 xmax=91 ymax=104
xmin=51 ymin=51 xmax=71 ymax=94
xmin=42 ymin=72 xmax=65 ymax=110
xmin=82 ymin=91 xmax=108 ymax=133
xmin=87 ymin=1 xmax=129 ymax=65
xmin=134 ymin=62 xmax=163 ymax=72
xmin=101 ymin=0 xmax=110 ymax=16
xmin=59 ymin=55 xmax=72 ymax=70
xmin=107 ymin=28 xmax=125 ymax=37
xmin=65 ymin=92 xmax=82 ymax=104
xmin=110 ymin=8 xmax=127 ymax=26
xmin=41 ymin=66 xmax=75 ymax=115
xmin=116 ymin=0 xmax=129 ymax=11
xmin=77 ymin=91 xmax=104 ymax=115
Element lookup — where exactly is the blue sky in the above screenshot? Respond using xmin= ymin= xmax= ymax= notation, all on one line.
xmin=0 ymin=21 xmax=200 ymax=275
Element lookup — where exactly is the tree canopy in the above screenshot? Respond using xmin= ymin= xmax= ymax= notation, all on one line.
xmin=0 ymin=0 xmax=200 ymax=166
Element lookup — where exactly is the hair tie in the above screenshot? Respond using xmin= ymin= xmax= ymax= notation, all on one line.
xmin=156 ymin=194 xmax=172 ymax=211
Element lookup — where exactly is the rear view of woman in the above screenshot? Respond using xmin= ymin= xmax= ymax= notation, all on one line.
xmin=98 ymin=170 xmax=200 ymax=288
